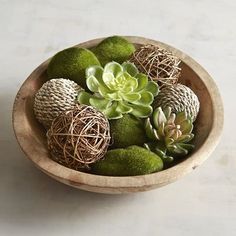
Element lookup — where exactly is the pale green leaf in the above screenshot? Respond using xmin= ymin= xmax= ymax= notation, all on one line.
xmin=180 ymin=120 xmax=193 ymax=134
xmin=145 ymin=118 xmax=159 ymax=140
xmin=102 ymin=72 xmax=116 ymax=89
xmin=163 ymin=107 xmax=172 ymax=119
xmin=153 ymin=107 xmax=167 ymax=128
xmin=103 ymin=102 xmax=123 ymax=119
xmin=122 ymin=62 xmax=138 ymax=77
xmin=135 ymin=73 xmax=148 ymax=91
xmin=116 ymin=101 xmax=133 ymax=113
xmin=104 ymin=61 xmax=123 ymax=77
xmin=106 ymin=91 xmax=121 ymax=100
xmin=98 ymin=86 xmax=113 ymax=98
xmin=86 ymin=65 xmax=103 ymax=80
xmin=177 ymin=143 xmax=195 ymax=151
xmin=175 ymin=111 xmax=187 ymax=125
xmin=77 ymin=91 xmax=93 ymax=105
xmin=123 ymin=72 xmax=138 ymax=90
xmin=133 ymin=91 xmax=153 ymax=105
xmin=176 ymin=133 xmax=194 ymax=143
xmin=130 ymin=104 xmax=153 ymax=118
xmin=86 ymin=75 xmax=100 ymax=92
xmin=144 ymin=81 xmax=159 ymax=96
xmin=121 ymin=92 xmax=141 ymax=102
xmin=89 ymin=97 xmax=112 ymax=110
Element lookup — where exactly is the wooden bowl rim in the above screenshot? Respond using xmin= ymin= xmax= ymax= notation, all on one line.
xmin=12 ymin=36 xmax=224 ymax=191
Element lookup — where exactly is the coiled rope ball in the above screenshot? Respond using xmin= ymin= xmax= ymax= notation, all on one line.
xmin=34 ymin=78 xmax=82 ymax=129
xmin=129 ymin=44 xmax=181 ymax=86
xmin=47 ymin=104 xmax=111 ymax=170
xmin=153 ymin=83 xmax=200 ymax=121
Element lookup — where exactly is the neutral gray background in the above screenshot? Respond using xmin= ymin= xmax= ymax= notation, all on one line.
xmin=0 ymin=0 xmax=235 ymax=235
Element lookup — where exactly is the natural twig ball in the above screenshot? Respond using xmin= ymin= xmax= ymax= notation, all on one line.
xmin=34 ymin=78 xmax=82 ymax=128
xmin=47 ymin=104 xmax=111 ymax=170
xmin=129 ymin=44 xmax=181 ymax=86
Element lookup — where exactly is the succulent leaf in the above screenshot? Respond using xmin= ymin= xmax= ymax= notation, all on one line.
xmin=89 ymin=97 xmax=112 ymax=110
xmin=78 ymin=61 xmax=159 ymax=119
xmin=103 ymin=102 xmax=123 ymax=119
xmin=134 ymin=91 xmax=153 ymax=105
xmin=136 ymin=73 xmax=149 ymax=91
xmin=86 ymin=76 xmax=100 ymax=92
xmin=122 ymin=62 xmax=138 ymax=77
xmin=130 ymin=104 xmax=153 ymax=118
xmin=144 ymin=106 xmax=195 ymax=161
xmin=104 ymin=62 xmax=123 ymax=77
xmin=77 ymin=91 xmax=93 ymax=105
xmin=145 ymin=118 xmax=160 ymax=140
xmin=143 ymin=81 xmax=159 ymax=96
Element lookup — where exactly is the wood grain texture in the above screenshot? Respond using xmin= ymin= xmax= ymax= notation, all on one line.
xmin=12 ymin=36 xmax=224 ymax=194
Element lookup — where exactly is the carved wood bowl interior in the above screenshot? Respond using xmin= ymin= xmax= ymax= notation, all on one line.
xmin=12 ymin=36 xmax=224 ymax=194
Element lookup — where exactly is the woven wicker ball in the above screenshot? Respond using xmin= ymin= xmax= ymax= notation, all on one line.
xmin=47 ymin=104 xmax=111 ymax=170
xmin=153 ymin=83 xmax=200 ymax=121
xmin=129 ymin=44 xmax=181 ymax=86
xmin=34 ymin=78 xmax=82 ymax=128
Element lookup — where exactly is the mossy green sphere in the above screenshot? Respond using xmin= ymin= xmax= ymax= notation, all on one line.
xmin=92 ymin=36 xmax=136 ymax=66
xmin=110 ymin=114 xmax=147 ymax=148
xmin=91 ymin=146 xmax=163 ymax=176
xmin=47 ymin=47 xmax=100 ymax=89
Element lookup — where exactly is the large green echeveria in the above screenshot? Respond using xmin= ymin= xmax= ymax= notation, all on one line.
xmin=78 ymin=61 xmax=159 ymax=119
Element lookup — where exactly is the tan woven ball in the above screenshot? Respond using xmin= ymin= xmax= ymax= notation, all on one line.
xmin=153 ymin=83 xmax=200 ymax=121
xmin=34 ymin=78 xmax=82 ymax=128
xmin=47 ymin=104 xmax=111 ymax=170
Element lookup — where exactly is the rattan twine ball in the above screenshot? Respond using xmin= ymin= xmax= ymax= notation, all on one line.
xmin=153 ymin=83 xmax=200 ymax=121
xmin=129 ymin=44 xmax=181 ymax=86
xmin=47 ymin=104 xmax=111 ymax=170
xmin=34 ymin=78 xmax=82 ymax=129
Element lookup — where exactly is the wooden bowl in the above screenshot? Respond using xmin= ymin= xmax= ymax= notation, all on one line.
xmin=12 ymin=36 xmax=224 ymax=194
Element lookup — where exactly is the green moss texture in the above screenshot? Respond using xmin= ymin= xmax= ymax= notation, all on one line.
xmin=110 ymin=114 xmax=147 ymax=148
xmin=92 ymin=36 xmax=136 ymax=66
xmin=47 ymin=47 xmax=100 ymax=89
xmin=91 ymin=146 xmax=163 ymax=176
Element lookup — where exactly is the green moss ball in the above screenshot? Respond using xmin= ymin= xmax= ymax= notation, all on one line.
xmin=47 ymin=47 xmax=100 ymax=89
xmin=91 ymin=146 xmax=163 ymax=176
xmin=92 ymin=36 xmax=136 ymax=66
xmin=110 ymin=114 xmax=147 ymax=148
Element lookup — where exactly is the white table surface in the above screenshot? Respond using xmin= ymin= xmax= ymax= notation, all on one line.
xmin=0 ymin=0 xmax=235 ymax=235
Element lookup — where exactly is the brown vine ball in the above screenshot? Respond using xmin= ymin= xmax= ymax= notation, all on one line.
xmin=47 ymin=104 xmax=111 ymax=170
xmin=129 ymin=44 xmax=181 ymax=86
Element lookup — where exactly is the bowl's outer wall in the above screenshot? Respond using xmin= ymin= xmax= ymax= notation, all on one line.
xmin=12 ymin=36 xmax=224 ymax=194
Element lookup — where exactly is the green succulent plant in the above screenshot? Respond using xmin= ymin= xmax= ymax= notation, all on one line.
xmin=144 ymin=106 xmax=195 ymax=163
xmin=78 ymin=61 xmax=159 ymax=119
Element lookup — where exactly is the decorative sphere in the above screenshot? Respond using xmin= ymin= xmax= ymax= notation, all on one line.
xmin=110 ymin=114 xmax=147 ymax=148
xmin=92 ymin=146 xmax=163 ymax=176
xmin=92 ymin=36 xmax=135 ymax=66
xmin=153 ymin=83 xmax=200 ymax=121
xmin=47 ymin=47 xmax=100 ymax=88
xmin=129 ymin=44 xmax=181 ymax=86
xmin=34 ymin=78 xmax=82 ymax=128
xmin=47 ymin=104 xmax=111 ymax=170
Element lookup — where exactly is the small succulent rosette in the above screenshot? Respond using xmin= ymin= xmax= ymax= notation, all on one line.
xmin=78 ymin=61 xmax=159 ymax=119
xmin=144 ymin=106 xmax=195 ymax=163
